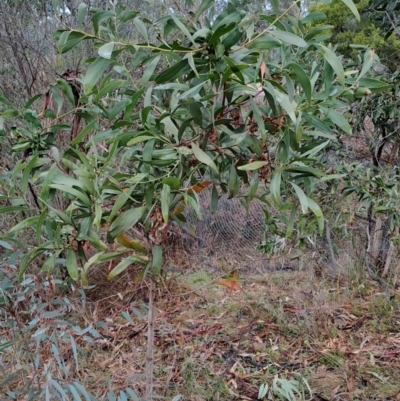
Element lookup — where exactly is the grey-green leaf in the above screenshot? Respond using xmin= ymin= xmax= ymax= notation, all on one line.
xmin=191 ymin=143 xmax=219 ymax=174
xmin=108 ymin=206 xmax=147 ymax=237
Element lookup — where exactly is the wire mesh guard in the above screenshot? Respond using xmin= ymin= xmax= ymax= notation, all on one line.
xmin=165 ymin=188 xmax=295 ymax=273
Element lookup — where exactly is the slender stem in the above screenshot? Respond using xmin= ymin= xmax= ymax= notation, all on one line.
xmin=145 ymin=278 xmax=155 ymax=399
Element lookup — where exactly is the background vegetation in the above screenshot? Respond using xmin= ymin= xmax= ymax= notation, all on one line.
xmin=1 ymin=0 xmax=400 ymax=400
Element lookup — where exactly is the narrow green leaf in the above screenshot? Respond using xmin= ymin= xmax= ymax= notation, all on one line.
xmin=238 ymin=161 xmax=269 ymax=171
xmin=66 ymin=249 xmax=79 ymax=281
xmin=56 ymin=79 xmax=76 ymax=106
xmin=108 ymin=206 xmax=147 ymax=237
xmin=275 ymin=91 xmax=296 ymax=123
xmin=98 ymin=42 xmax=114 ymax=59
xmin=290 ymin=182 xmax=308 ymax=214
xmin=318 ymin=44 xmax=345 ymax=86
xmin=170 ymin=13 xmax=196 ymax=46
xmin=307 ymin=197 xmax=324 ymax=234
xmin=107 ymin=258 xmax=132 ymax=280
xmin=134 ymin=17 xmax=149 ymax=42
xmin=270 ymin=169 xmax=282 ymax=205
xmin=161 ymin=184 xmax=171 ymax=223
xmin=358 ymin=48 xmax=375 ymax=81
xmin=50 ymin=184 xmax=91 ymax=206
xmin=155 ymin=59 xmax=190 ymax=84
xmin=77 ymin=3 xmax=87 ymax=26
xmin=340 ymin=0 xmax=360 ymax=22
xmin=270 ymin=30 xmax=307 ymax=47
xmin=83 ymin=57 xmax=113 ymax=95
xmin=191 ymin=143 xmax=219 ymax=174
xmin=289 ymin=63 xmax=311 ymax=103
xmin=152 ymin=244 xmax=163 ymax=275
xmin=246 ymin=36 xmax=281 ymax=49
xmin=92 ymin=10 xmax=115 ymax=35
xmin=228 ymin=163 xmax=239 ymax=199
xmin=141 ymin=55 xmax=160 ymax=86
xmin=195 ymin=0 xmax=214 ymax=21
xmin=323 ymin=108 xmax=352 ymax=135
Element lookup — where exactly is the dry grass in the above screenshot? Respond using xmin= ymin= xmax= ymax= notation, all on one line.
xmin=2 ymin=255 xmax=400 ymax=400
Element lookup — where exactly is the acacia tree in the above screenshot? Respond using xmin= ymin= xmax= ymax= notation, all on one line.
xmin=1 ymin=1 xmax=392 ymax=397
xmin=0 ymin=0 xmax=388 ymax=282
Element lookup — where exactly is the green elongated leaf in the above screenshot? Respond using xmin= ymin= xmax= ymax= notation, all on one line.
xmin=87 ymin=230 xmax=108 ymax=251
xmin=191 ymin=143 xmax=219 ymax=174
xmin=358 ymin=48 xmax=374 ymax=81
xmin=0 ymin=96 xmax=14 ymax=107
xmin=346 ymin=77 xmax=391 ymax=92
xmin=238 ymin=161 xmax=269 ymax=171
xmin=161 ymin=117 xmax=179 ymax=143
xmin=270 ymin=169 xmax=282 ymax=205
xmin=285 ymin=166 xmax=325 ymax=177
xmin=228 ymin=163 xmax=239 ymax=199
xmin=290 ymin=182 xmax=308 ymax=213
xmin=317 ymin=44 xmax=345 ymax=86
xmin=301 ymin=140 xmax=330 ymax=158
xmin=247 ymin=170 xmax=259 ymax=202
xmin=250 ymin=97 xmax=266 ymax=139
xmin=152 ymin=244 xmax=163 ymax=275
xmin=98 ymin=42 xmax=114 ymax=59
xmin=120 ymin=10 xmax=139 ymax=23
xmin=108 ymin=206 xmax=147 ymax=237
xmin=170 ymin=13 xmax=196 ymax=45
xmin=94 ymin=203 xmax=102 ymax=229
xmin=323 ymin=108 xmax=352 ymax=135
xmin=49 ymin=85 xmax=63 ymax=115
xmin=1 ymin=109 xmax=19 ymax=118
xmin=92 ymin=10 xmax=115 ymax=35
xmin=307 ymin=197 xmax=324 ymax=234
xmin=56 ymin=79 xmax=76 ymax=106
xmin=340 ymin=0 xmax=360 ymax=21
xmin=107 ymin=258 xmax=132 ymax=280
xmin=108 ymin=255 xmax=149 ymax=280
xmin=155 ymin=59 xmax=190 ymax=84
xmin=246 ymin=36 xmax=281 ymax=49
xmin=302 ymin=12 xmax=327 ymax=24
xmin=83 ymin=57 xmax=113 ymax=95
xmin=195 ymin=0 xmax=214 ymax=21
xmin=0 ymin=240 xmax=13 ymax=250
xmin=209 ymin=22 xmax=236 ymax=45
xmin=71 ymin=120 xmax=96 ymax=145
xmin=50 ymin=184 xmax=91 ymax=206
xmin=275 ymin=91 xmax=296 ymax=122
xmin=134 ymin=17 xmax=149 ymax=42
xmin=179 ymin=80 xmax=207 ymax=100
xmin=161 ymin=184 xmax=171 ymax=223
xmin=211 ymin=184 xmax=219 ymax=213
xmin=57 ymin=31 xmax=86 ymax=53
xmin=18 ymin=248 xmax=44 ymax=282
xmin=83 ymin=251 xmax=125 ymax=272
xmin=9 ymin=215 xmax=39 ymax=234
xmin=286 ymin=204 xmax=297 ymax=238
xmin=24 ymin=94 xmax=42 ymax=109
xmin=141 ymin=55 xmax=160 ymax=86
xmin=187 ymin=99 xmax=203 ymax=126
xmin=270 ymin=30 xmax=307 ymax=47
xmin=154 ymin=83 xmax=188 ymax=91
xmin=22 ymin=156 xmax=49 ymax=197
xmin=66 ymin=249 xmax=79 ymax=281
xmin=77 ymin=3 xmax=87 ymax=26
xmin=289 ymin=63 xmax=311 ymax=103
xmin=0 ymin=205 xmax=29 ymax=214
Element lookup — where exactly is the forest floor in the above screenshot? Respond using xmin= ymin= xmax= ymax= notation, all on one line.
xmin=2 ymin=267 xmax=400 ymax=400
xmin=76 ymin=268 xmax=400 ymax=400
